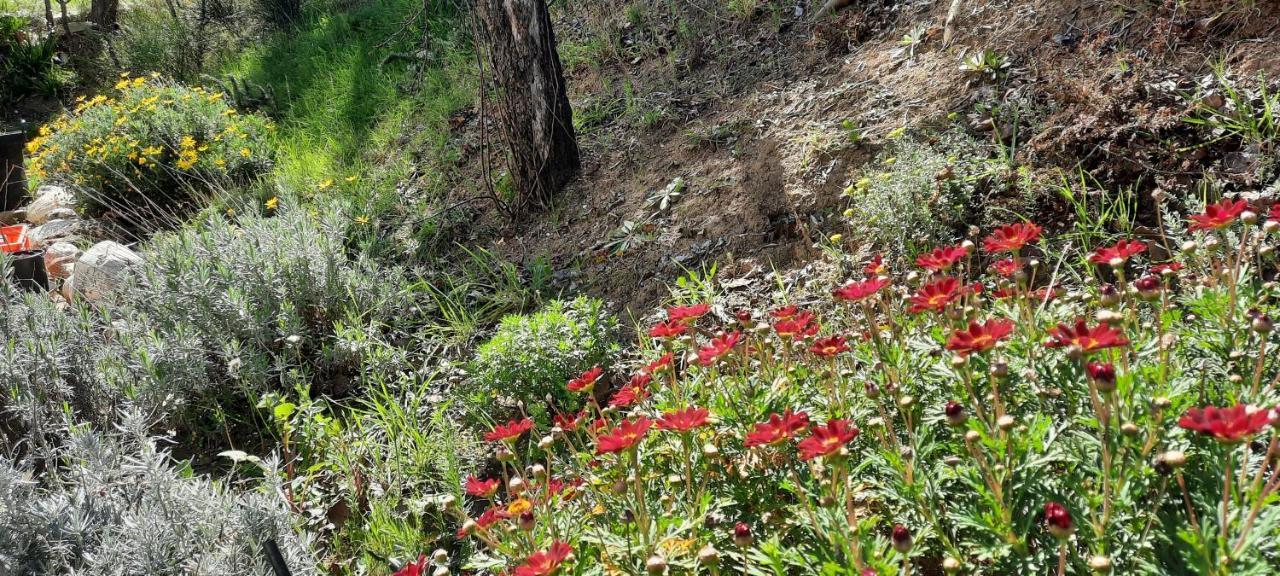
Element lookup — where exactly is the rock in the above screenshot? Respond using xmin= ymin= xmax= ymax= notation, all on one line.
xmin=45 ymin=207 xmax=77 ymax=221
xmin=60 ymin=274 xmax=76 ymax=303
xmin=28 ymin=218 xmax=79 ymax=247
xmin=44 ymin=242 xmax=81 ymax=279
xmin=74 ymin=241 xmax=143 ymax=303
xmin=25 ymin=185 xmax=77 ymax=225
xmin=0 ymin=209 xmax=24 ymax=226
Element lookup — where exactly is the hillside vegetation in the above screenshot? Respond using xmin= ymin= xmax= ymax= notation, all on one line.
xmin=2 ymin=1 xmax=1280 ymax=575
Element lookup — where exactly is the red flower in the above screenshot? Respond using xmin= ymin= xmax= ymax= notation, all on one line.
xmin=992 ymin=258 xmax=1020 ymax=278
xmin=983 ymin=222 xmax=1043 ymax=253
xmin=945 ymin=318 xmax=1015 ymax=356
xmin=1178 ymin=404 xmax=1273 ymax=443
xmin=797 ymin=419 xmax=860 ymax=461
xmin=916 ymin=244 xmax=970 ymax=271
xmin=667 ymin=303 xmax=710 ymax=323
xmin=393 ymin=555 xmax=428 ymax=576
xmin=460 ymin=506 xmax=512 ymax=537
xmin=552 ymin=411 xmax=584 ymax=432
xmin=1044 ymin=502 xmax=1073 ymax=539
xmin=834 ymin=277 xmax=890 ymax=302
xmin=809 ymin=335 xmax=850 ymax=357
xmin=485 ymin=418 xmax=534 ymax=443
xmin=643 ymin=353 xmax=674 ymax=374
xmin=698 ymin=331 xmax=744 ymax=366
xmin=609 ymin=374 xmax=651 ymax=408
xmin=864 ymin=253 xmax=887 ymax=277
xmin=657 ymin=407 xmax=710 ymax=432
xmin=1189 ymin=198 xmax=1247 ymax=231
xmin=1032 ymin=286 xmax=1060 ymax=302
xmin=596 ymin=417 xmax=654 ymax=454
xmin=1151 ymin=261 xmax=1184 ymax=275
xmin=770 ymin=305 xmax=799 ymax=320
xmin=649 ymin=320 xmax=687 ymax=339
xmin=1270 ymin=203 xmax=1280 ymax=223
xmin=465 ymin=476 xmax=499 ymax=498
xmin=744 ymin=411 xmax=810 ymax=447
xmin=908 ymin=277 xmax=962 ymax=314
xmin=1085 ymin=361 xmax=1116 ymax=386
xmin=773 ymin=311 xmax=819 ymax=340
xmin=1089 ymin=239 xmax=1146 ymax=266
xmin=1045 ymin=319 xmax=1129 ymax=354
xmin=514 ymin=541 xmax=573 ymax=576
xmin=567 ymin=365 xmax=603 ymax=393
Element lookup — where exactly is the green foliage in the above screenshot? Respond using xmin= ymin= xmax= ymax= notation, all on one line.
xmin=1185 ymin=69 xmax=1278 ymax=148
xmin=843 ymin=128 xmax=988 ymax=259
xmin=26 ymin=78 xmax=272 ymax=219
xmin=0 ymin=15 xmax=74 ymax=103
xmin=469 ymin=297 xmax=620 ymax=420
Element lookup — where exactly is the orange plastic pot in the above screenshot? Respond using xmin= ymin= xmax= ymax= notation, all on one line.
xmin=1 ymin=224 xmax=29 ymax=254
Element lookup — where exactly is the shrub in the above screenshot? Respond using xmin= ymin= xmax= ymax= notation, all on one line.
xmin=469 ymin=297 xmax=619 ymax=420
xmin=0 ymin=15 xmax=74 ymax=104
xmin=443 ymin=205 xmax=1280 ymax=575
xmin=25 ymin=77 xmax=273 ymax=219
xmin=0 ymin=411 xmax=317 ymax=575
xmin=844 ymin=128 xmax=987 ymax=259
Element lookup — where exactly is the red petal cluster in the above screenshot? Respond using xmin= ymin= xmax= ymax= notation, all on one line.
xmin=1188 ymin=198 xmax=1247 ymax=231
xmin=698 ymin=331 xmax=744 ymax=366
xmin=809 ymin=335 xmax=850 ymax=357
xmin=916 ymin=244 xmax=970 ymax=271
xmin=1178 ymin=404 xmax=1273 ymax=443
xmin=393 ymin=555 xmax=428 ymax=576
xmin=485 ymin=418 xmax=534 ymax=443
xmin=657 ymin=407 xmax=710 ymax=432
xmin=908 ymin=277 xmax=962 ymax=314
xmin=863 ymin=253 xmax=887 ymax=277
xmin=744 ymin=411 xmax=810 ymax=447
xmin=1088 ymin=239 xmax=1147 ymax=265
xmin=513 ymin=541 xmax=572 ymax=576
xmin=465 ymin=476 xmax=499 ymax=498
xmin=566 ymin=365 xmax=603 ymax=393
xmin=667 ymin=303 xmax=710 ymax=323
xmin=983 ymin=222 xmax=1043 ymax=253
xmin=596 ymin=417 xmax=654 ymax=454
xmin=609 ymin=374 xmax=651 ymax=408
xmin=797 ymin=419 xmax=860 ymax=461
xmin=834 ymin=277 xmax=889 ymax=302
xmin=1045 ymin=319 xmax=1129 ymax=354
xmin=773 ymin=311 xmax=819 ymax=340
xmin=945 ymin=318 xmax=1015 ymax=356
xmin=648 ymin=320 xmax=687 ymax=339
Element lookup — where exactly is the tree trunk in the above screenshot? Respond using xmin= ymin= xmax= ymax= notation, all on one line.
xmin=43 ymin=0 xmax=56 ymax=31
xmin=475 ymin=0 xmax=580 ymax=211
xmin=89 ymin=0 xmax=120 ymax=31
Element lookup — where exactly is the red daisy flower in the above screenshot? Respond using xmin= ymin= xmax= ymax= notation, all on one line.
xmin=595 ymin=417 xmax=654 ymax=454
xmin=1151 ymin=261 xmax=1184 ymax=275
xmin=515 ymin=541 xmax=573 ymax=576
xmin=773 ymin=310 xmax=819 ymax=340
xmin=945 ymin=318 xmax=1015 ymax=356
xmin=667 ymin=303 xmax=710 ymax=323
xmin=393 ymin=555 xmax=428 ymax=576
xmin=809 ymin=335 xmax=850 ymax=357
xmin=1089 ymin=239 xmax=1147 ymax=266
xmin=908 ymin=277 xmax=962 ymax=314
xmin=465 ymin=476 xmax=499 ymax=498
xmin=770 ymin=304 xmax=799 ymax=320
xmin=1044 ymin=319 xmax=1129 ymax=354
xmin=609 ymin=375 xmax=651 ymax=408
xmin=744 ymin=410 xmax=810 ymax=447
xmin=1189 ymin=198 xmax=1248 ymax=231
xmin=992 ymin=258 xmax=1020 ymax=278
xmin=552 ymin=411 xmax=584 ymax=432
xmin=649 ymin=320 xmax=688 ymax=339
xmin=657 ymin=407 xmax=710 ymax=432
xmin=834 ymin=277 xmax=890 ymax=302
xmin=797 ymin=419 xmax=860 ymax=461
xmin=864 ymin=253 xmax=887 ymax=277
xmin=460 ymin=506 xmax=512 ymax=537
xmin=485 ymin=418 xmax=534 ymax=443
xmin=643 ymin=353 xmax=674 ymax=374
xmin=916 ymin=244 xmax=970 ymax=272
xmin=1044 ymin=502 xmax=1073 ymax=539
xmin=1032 ymin=286 xmax=1061 ymax=302
xmin=1178 ymin=404 xmax=1273 ymax=443
xmin=983 ymin=222 xmax=1043 ymax=253
xmin=566 ymin=365 xmax=603 ymax=393
xmin=698 ymin=331 xmax=744 ymax=366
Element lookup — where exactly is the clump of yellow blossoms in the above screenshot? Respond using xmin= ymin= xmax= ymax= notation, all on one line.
xmin=25 ymin=74 xmax=274 ymax=217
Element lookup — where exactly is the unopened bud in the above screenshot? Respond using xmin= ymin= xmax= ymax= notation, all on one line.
xmin=997 ymin=415 xmax=1015 ymax=431
xmin=1121 ymin=422 xmax=1140 ymax=437
xmin=518 ymin=511 xmax=535 ymax=531
xmin=698 ymin=544 xmax=720 ymax=565
xmin=1252 ymin=314 xmax=1273 ymax=334
xmin=943 ymin=557 xmax=962 ymax=573
xmin=432 ymin=567 xmax=450 ymax=576
xmin=945 ymin=401 xmax=967 ymax=427
xmin=1089 ymin=555 xmax=1112 ymax=573
xmin=538 ymin=435 xmax=555 ymax=449
xmin=432 ymin=549 xmax=448 ymax=564
xmin=990 ymin=361 xmax=1008 ymax=378
xmin=964 ymin=430 xmax=981 ymax=443
xmin=508 ymin=477 xmax=525 ymax=494
xmin=646 ymin=555 xmax=667 ymax=574
xmin=733 ymin=522 xmax=753 ymax=547
xmin=1242 ymin=210 xmax=1258 ymax=224
xmin=891 ymin=524 xmax=913 ymax=553
xmin=1181 ymin=240 xmax=1197 ymax=254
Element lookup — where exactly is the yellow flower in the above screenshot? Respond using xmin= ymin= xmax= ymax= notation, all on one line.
xmin=344 ymin=175 xmax=358 ymax=182
xmin=265 ymin=196 xmax=279 ymax=210
xmin=888 ymin=126 xmax=906 ymax=139
xmin=142 ymin=146 xmax=163 ymax=156
xmin=354 ymin=215 xmax=370 ymax=225
xmin=214 ymin=158 xmax=226 ymax=167
xmin=506 ymin=498 xmax=533 ymax=515
xmin=829 ymin=233 xmax=843 ymax=243
xmin=240 ymin=148 xmax=251 ymax=158
xmin=180 ymin=135 xmax=196 ymax=149
xmin=316 ymin=179 xmax=333 ymax=191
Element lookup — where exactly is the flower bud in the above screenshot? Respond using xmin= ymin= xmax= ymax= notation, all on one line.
xmin=1120 ymin=422 xmax=1140 ymax=437
xmin=1099 ymin=284 xmax=1120 ymax=306
xmin=698 ymin=544 xmax=719 ymax=565
xmin=1044 ymin=501 xmax=1073 ymax=540
xmin=538 ymin=435 xmax=555 ymax=449
xmin=989 ymin=361 xmax=1009 ymax=378
xmin=1160 ymin=450 xmax=1187 ymax=469
xmin=1152 ymin=396 xmax=1172 ymax=410
xmin=432 ymin=549 xmax=448 ymax=564
xmin=1134 ymin=275 xmax=1161 ymax=300
xmin=1096 ymin=309 xmax=1123 ymax=325
xmin=1252 ymin=314 xmax=1274 ymax=334
xmin=1086 ymin=361 xmax=1116 ymax=393
xmin=518 ymin=511 xmax=535 ymax=531
xmin=646 ymin=555 xmax=667 ymax=574
xmin=433 ymin=567 xmax=450 ymax=576
xmin=945 ymin=401 xmax=967 ymax=427
xmin=950 ymin=354 xmax=968 ymax=367
xmin=1264 ymin=220 xmax=1279 ymax=233
xmin=964 ymin=430 xmax=981 ymax=444
xmin=733 ymin=522 xmax=753 ymax=547
xmin=942 ymin=557 xmax=962 ymax=573
xmin=508 ymin=477 xmax=525 ymax=494
xmin=891 ymin=523 xmax=913 ymax=553
xmin=1242 ymin=210 xmax=1258 ymax=224
xmin=702 ymin=443 xmax=720 ymax=458
xmin=1181 ymin=240 xmax=1197 ymax=254
xmin=530 ymin=464 xmax=547 ymax=479
xmin=460 ymin=519 xmax=478 ymax=536
xmin=898 ymin=395 xmax=915 ymax=408
xmin=1089 ymin=555 xmax=1112 ymax=573
xmin=865 ymin=382 xmax=881 ymax=399
xmin=496 ymin=446 xmax=515 ymax=463
xmin=997 ymin=415 xmax=1015 ymax=431
xmin=440 ymin=494 xmax=457 ymax=510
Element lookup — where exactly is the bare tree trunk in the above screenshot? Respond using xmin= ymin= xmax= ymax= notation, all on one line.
xmin=89 ymin=0 xmax=120 ymax=31
xmin=43 ymin=0 xmax=56 ymax=31
xmin=475 ymin=0 xmax=580 ymax=212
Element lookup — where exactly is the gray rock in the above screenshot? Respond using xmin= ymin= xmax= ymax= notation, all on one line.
xmin=28 ymin=218 xmax=79 ymax=247
xmin=0 ymin=209 xmax=24 ymax=226
xmin=74 ymin=241 xmax=143 ymax=303
xmin=25 ymin=185 xmax=77 ymax=225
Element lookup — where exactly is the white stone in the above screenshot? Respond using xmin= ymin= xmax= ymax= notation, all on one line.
xmin=43 ymin=242 xmax=81 ymax=279
xmin=24 ymin=185 xmax=77 ymax=225
xmin=74 ymin=241 xmax=143 ymax=302
xmin=28 ymin=219 xmax=79 ymax=247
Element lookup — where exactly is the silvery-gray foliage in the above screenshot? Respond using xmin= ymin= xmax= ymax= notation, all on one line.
xmin=0 ymin=412 xmax=316 ymax=576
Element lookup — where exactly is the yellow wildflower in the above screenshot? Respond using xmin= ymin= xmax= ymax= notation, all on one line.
xmin=240 ymin=147 xmax=251 ymax=158
xmin=316 ymin=179 xmax=333 ymax=190
xmin=506 ymin=498 xmax=533 ymax=515
xmin=265 ymin=196 xmax=279 ymax=210
xmin=354 ymin=215 xmax=370 ymax=225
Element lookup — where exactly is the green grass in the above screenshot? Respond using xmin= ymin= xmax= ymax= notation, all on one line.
xmin=220 ymin=0 xmax=474 ymax=200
